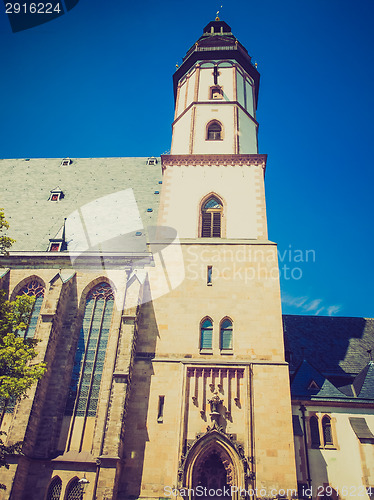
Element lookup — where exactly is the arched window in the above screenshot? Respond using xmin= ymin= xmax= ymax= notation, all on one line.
xmin=19 ymin=279 xmax=45 ymax=339
xmin=201 ymin=196 xmax=222 ymax=238
xmin=220 ymin=318 xmax=233 ymax=350
xmin=65 ymin=478 xmax=83 ymax=500
xmin=310 ymin=416 xmax=320 ymax=448
xmin=65 ymin=282 xmax=114 ymax=418
xmin=207 ymin=121 xmax=222 ymax=140
xmin=322 ymin=416 xmax=333 ymax=446
xmin=200 ymin=318 xmax=213 ymax=350
xmin=46 ymin=476 xmax=62 ymax=500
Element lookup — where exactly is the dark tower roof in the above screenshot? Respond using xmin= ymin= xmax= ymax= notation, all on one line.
xmin=203 ymin=19 xmax=233 ymax=34
xmin=173 ymin=19 xmax=260 ymax=107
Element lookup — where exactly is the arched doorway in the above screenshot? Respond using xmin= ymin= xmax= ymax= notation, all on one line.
xmin=192 ymin=449 xmax=232 ymax=498
xmin=180 ymin=429 xmax=249 ymax=500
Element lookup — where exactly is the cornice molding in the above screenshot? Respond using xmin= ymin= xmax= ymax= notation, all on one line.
xmin=161 ymin=154 xmax=267 ymax=169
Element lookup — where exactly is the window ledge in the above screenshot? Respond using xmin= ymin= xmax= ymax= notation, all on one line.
xmin=220 ymin=349 xmax=233 ymax=355
xmin=200 ymin=349 xmax=213 ymax=354
xmin=311 ymin=445 xmax=336 ymax=450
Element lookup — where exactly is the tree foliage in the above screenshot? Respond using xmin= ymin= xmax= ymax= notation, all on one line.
xmin=0 ymin=292 xmax=47 ymax=404
xmin=0 ymin=210 xmax=47 ymax=488
xmin=0 ymin=209 xmax=15 ymax=255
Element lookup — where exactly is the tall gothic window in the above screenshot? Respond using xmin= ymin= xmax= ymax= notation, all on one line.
xmin=220 ymin=318 xmax=233 ymax=350
xmin=65 ymin=478 xmax=83 ymax=500
xmin=201 ymin=197 xmax=222 ymax=237
xmin=19 ymin=279 xmax=45 ymax=339
xmin=200 ymin=318 xmax=213 ymax=350
xmin=207 ymin=121 xmax=222 ymax=140
xmin=65 ymin=282 xmax=114 ymax=418
xmin=310 ymin=416 xmax=320 ymax=448
xmin=322 ymin=415 xmax=333 ymax=446
xmin=46 ymin=477 xmax=62 ymax=500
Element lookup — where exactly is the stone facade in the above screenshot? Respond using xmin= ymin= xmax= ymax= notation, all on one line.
xmin=1 ymin=17 xmax=374 ymax=500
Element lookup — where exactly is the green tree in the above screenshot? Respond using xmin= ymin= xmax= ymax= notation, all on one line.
xmin=0 ymin=209 xmax=15 ymax=255
xmin=0 ymin=210 xmax=46 ymax=489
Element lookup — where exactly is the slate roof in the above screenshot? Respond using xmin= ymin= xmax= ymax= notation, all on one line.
xmin=1 ymin=158 xmax=162 ymax=252
xmin=353 ymin=361 xmax=374 ymax=398
xmin=283 ymin=315 xmax=374 ymax=377
xmin=290 ymin=359 xmax=374 ymax=402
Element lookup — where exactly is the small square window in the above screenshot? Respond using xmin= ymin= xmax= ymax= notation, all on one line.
xmin=210 ymin=86 xmax=223 ymax=100
xmin=60 ymin=158 xmax=72 ymax=166
xmin=49 ymin=189 xmax=63 ymax=201
xmin=49 ymin=243 xmax=61 ymax=252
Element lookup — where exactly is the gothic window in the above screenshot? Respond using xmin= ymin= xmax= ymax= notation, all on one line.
xmin=207 ymin=121 xmax=222 ymax=140
xmin=322 ymin=416 xmax=333 ymax=446
xmin=65 ymin=478 xmax=83 ymax=500
xmin=201 ymin=196 xmax=222 ymax=237
xmin=19 ymin=280 xmax=45 ymax=339
xmin=200 ymin=318 xmax=213 ymax=350
xmin=310 ymin=416 xmax=320 ymax=448
xmin=220 ymin=318 xmax=233 ymax=350
xmin=46 ymin=477 xmax=62 ymax=500
xmin=65 ymin=282 xmax=114 ymax=418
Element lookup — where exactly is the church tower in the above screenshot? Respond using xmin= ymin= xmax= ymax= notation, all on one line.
xmin=120 ymin=19 xmax=297 ymax=499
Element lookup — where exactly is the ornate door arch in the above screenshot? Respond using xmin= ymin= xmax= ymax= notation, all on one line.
xmin=178 ymin=428 xmax=252 ymax=500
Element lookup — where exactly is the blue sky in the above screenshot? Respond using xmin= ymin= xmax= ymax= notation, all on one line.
xmin=1 ymin=0 xmax=373 ymax=317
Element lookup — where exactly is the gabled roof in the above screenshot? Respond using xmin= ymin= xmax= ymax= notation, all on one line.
xmin=291 ymin=359 xmax=352 ymax=401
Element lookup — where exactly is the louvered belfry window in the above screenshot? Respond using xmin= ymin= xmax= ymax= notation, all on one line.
xmin=65 ymin=282 xmax=114 ymax=417
xmin=200 ymin=318 xmax=213 ymax=349
xmin=220 ymin=319 xmax=233 ymax=349
xmin=201 ymin=197 xmax=222 ymax=237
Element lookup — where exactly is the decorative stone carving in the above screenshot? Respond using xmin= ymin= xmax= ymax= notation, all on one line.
xmin=161 ymin=154 xmax=267 ymax=169
xmin=177 ymin=425 xmax=255 ymax=490
xmin=208 ymin=391 xmax=222 ymax=417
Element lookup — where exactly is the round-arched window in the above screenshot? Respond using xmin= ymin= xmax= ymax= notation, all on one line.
xmin=207 ymin=121 xmax=222 ymax=141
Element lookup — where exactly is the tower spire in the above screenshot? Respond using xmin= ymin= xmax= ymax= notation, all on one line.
xmin=215 ymin=4 xmax=223 ymax=21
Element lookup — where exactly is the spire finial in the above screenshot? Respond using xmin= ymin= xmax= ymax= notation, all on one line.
xmin=367 ymin=349 xmax=372 ymax=361
xmin=215 ymin=4 xmax=223 ymax=21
